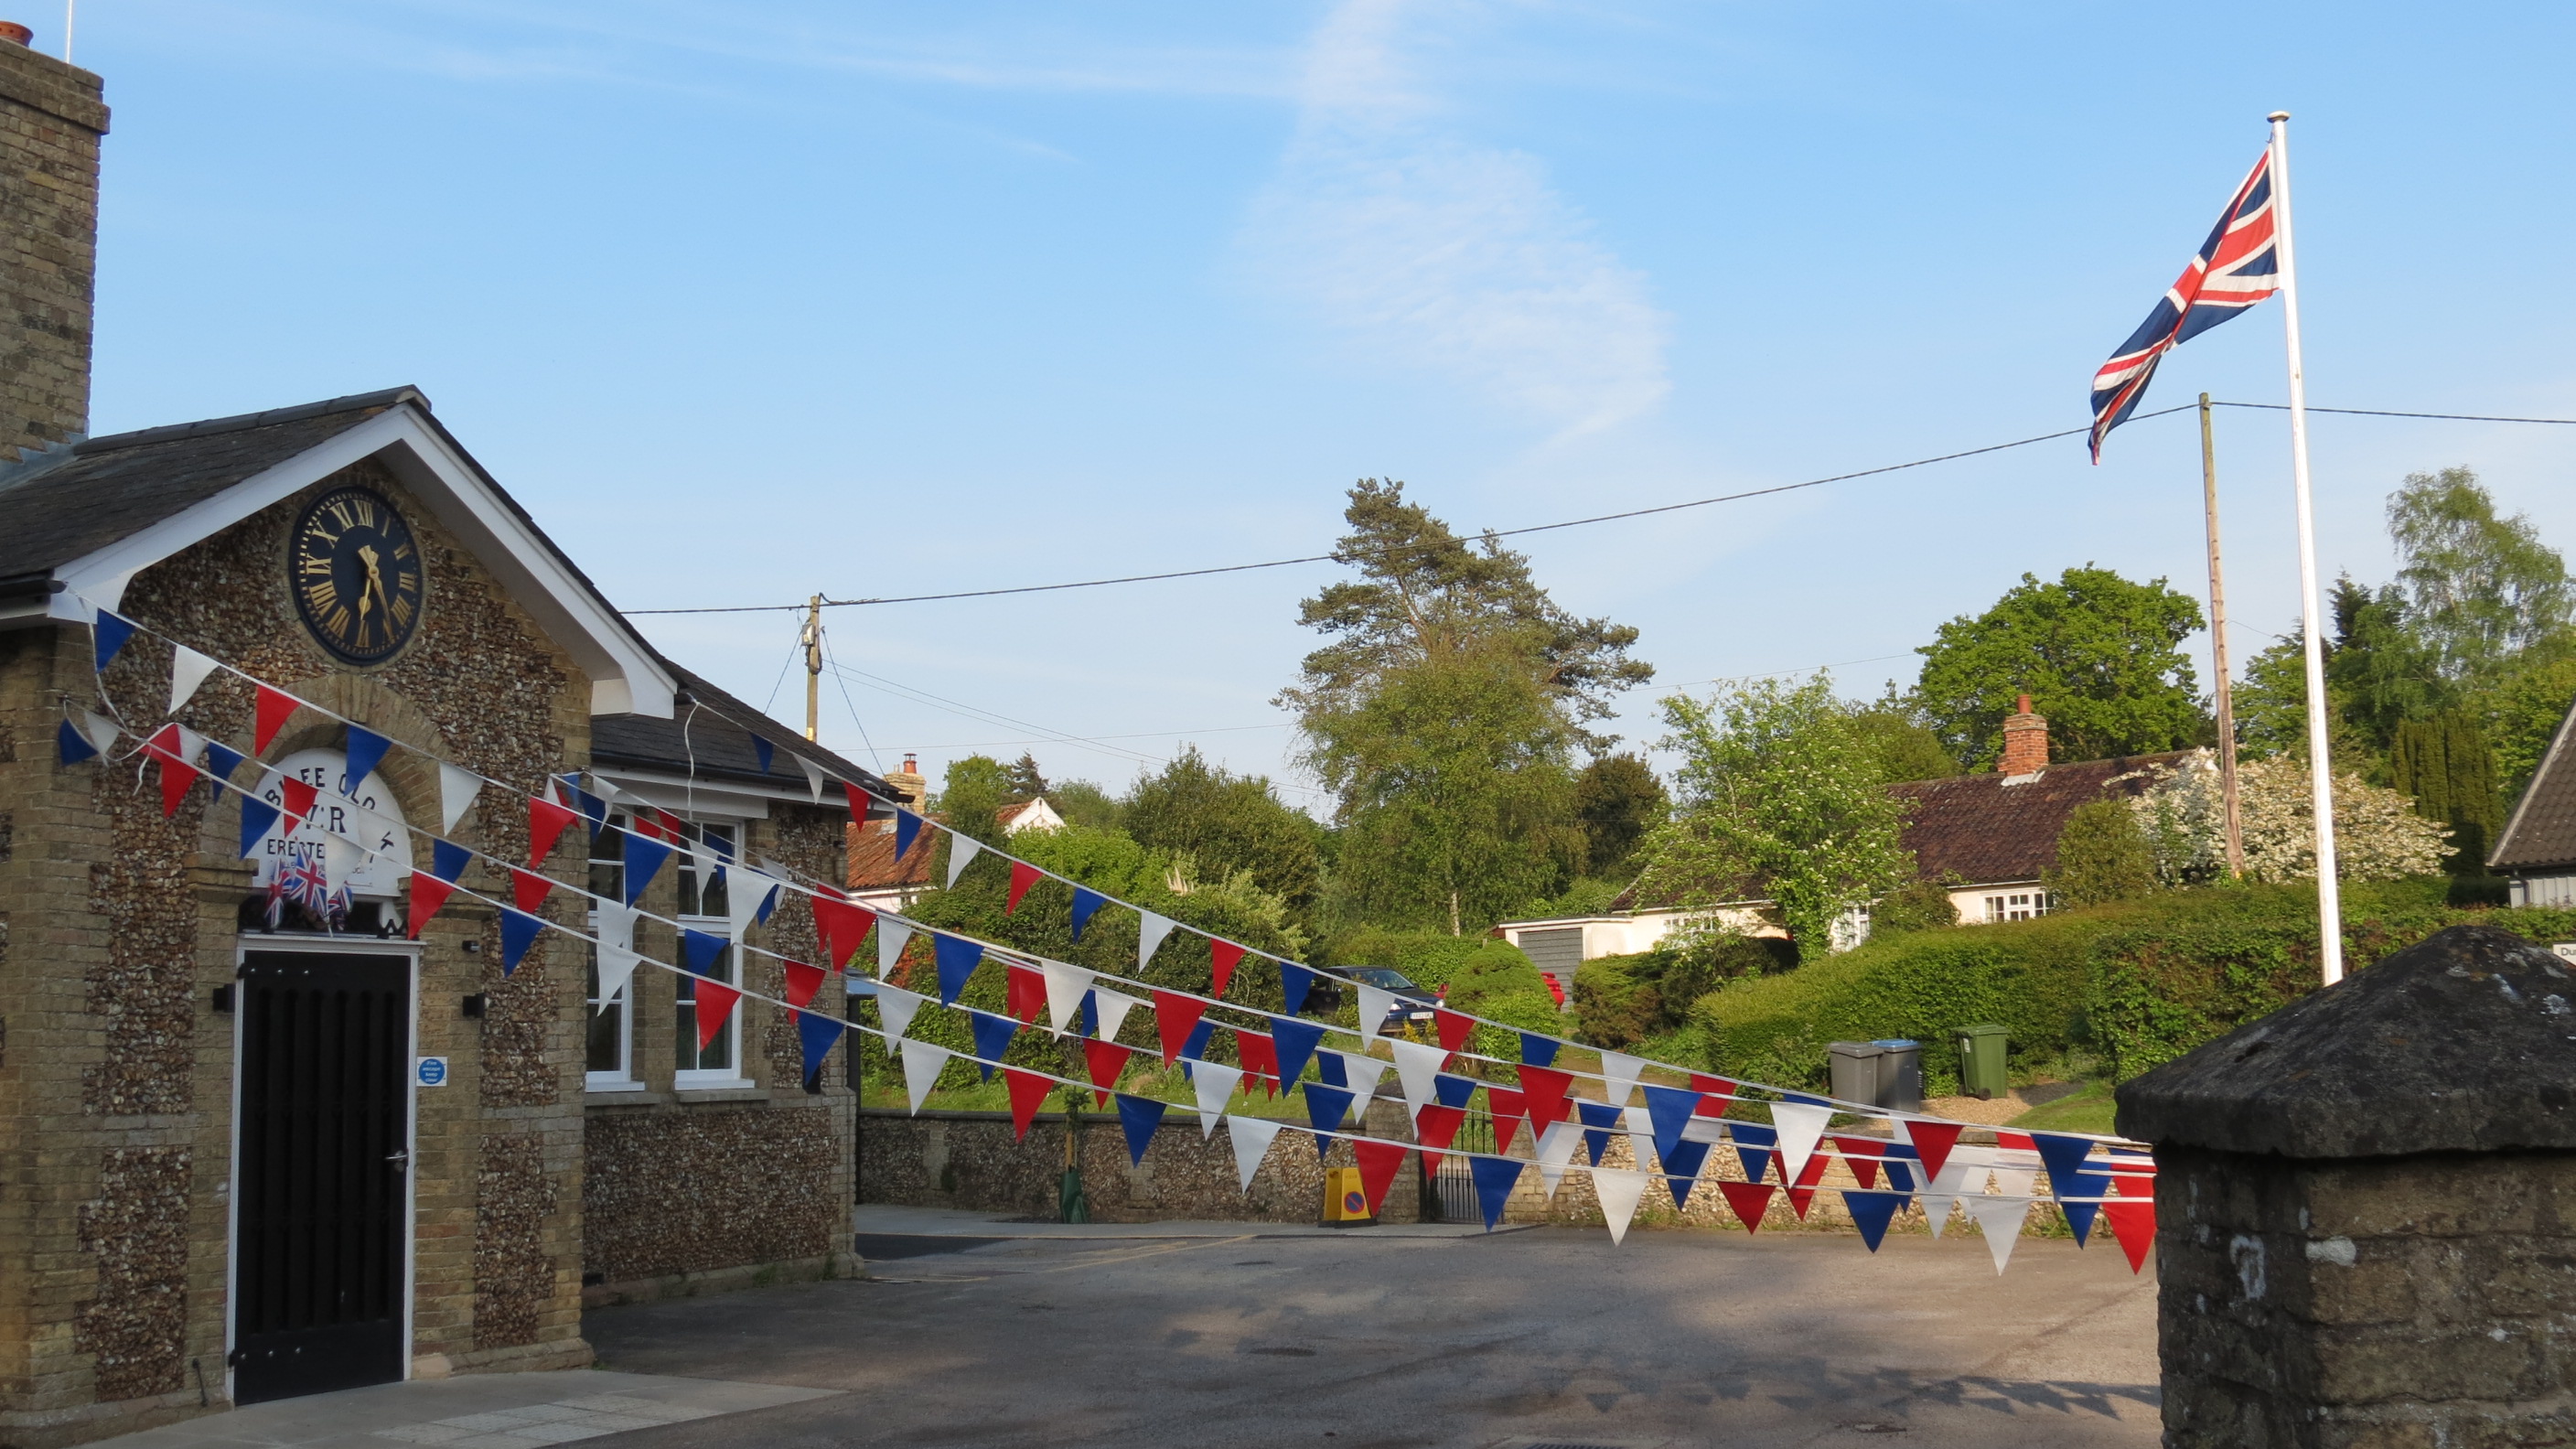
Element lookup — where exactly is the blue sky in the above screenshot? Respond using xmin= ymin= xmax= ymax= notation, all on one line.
xmin=71 ymin=2 xmax=2576 ymax=802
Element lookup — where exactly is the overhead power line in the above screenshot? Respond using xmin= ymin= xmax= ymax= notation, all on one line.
xmin=626 ymin=397 xmax=2576 ymax=617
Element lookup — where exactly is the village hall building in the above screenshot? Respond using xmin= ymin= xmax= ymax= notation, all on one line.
xmin=0 ymin=39 xmax=886 ymax=1445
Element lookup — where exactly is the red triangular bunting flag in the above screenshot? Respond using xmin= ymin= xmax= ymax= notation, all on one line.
xmin=407 ymin=873 xmax=459 ymax=939
xmin=1208 ymin=939 xmax=1246 ymax=997
xmin=1238 ymin=1031 xmax=1279 ymax=1097
xmin=1154 ymin=991 xmax=1208 ymax=1066
xmin=156 ymin=754 xmax=198 ymax=817
xmin=1004 ymin=1068 xmax=1050 ymax=1141
xmin=2104 ymin=1169 xmax=2156 ymax=1274
xmin=1004 ymin=860 xmax=1044 ymax=915
xmin=1719 ymin=1180 xmax=1776 ymax=1234
xmin=783 ymin=961 xmax=826 ymax=1014
xmin=843 ymin=780 xmax=873 ymax=823
xmin=1005 ymin=963 xmax=1046 ymax=1024
xmin=1832 ymin=1134 xmax=1882 ymax=1190
xmin=692 ymin=980 xmax=741 ymax=1050
xmin=1787 ymin=1146 xmax=1831 ymax=1219
xmin=529 ymin=796 xmax=578 ymax=866
xmin=1083 ymin=1040 xmax=1133 ymax=1108
xmin=1995 ymin=1130 xmax=2035 ymax=1152
xmin=1517 ymin=1065 xmax=1575 ymax=1131
xmin=1433 ymin=1008 xmax=1475 ymax=1059
xmin=811 ymin=896 xmax=875 ymax=971
xmin=1690 ymin=1073 xmax=1735 ymax=1107
xmin=278 ymin=777 xmax=318 ymax=833
xmin=1487 ymin=1087 xmax=1527 ymax=1155
xmin=1352 ymin=1139 xmax=1410 ymax=1218
xmin=1904 ymin=1120 xmax=1964 ymax=1185
xmin=253 ymin=684 xmax=299 ymax=754
xmin=510 ymin=868 xmax=553 ymax=914
xmin=1414 ymin=1103 xmax=1466 ymax=1175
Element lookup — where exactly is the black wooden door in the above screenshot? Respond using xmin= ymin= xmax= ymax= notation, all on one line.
xmin=232 ymin=951 xmax=411 ymax=1404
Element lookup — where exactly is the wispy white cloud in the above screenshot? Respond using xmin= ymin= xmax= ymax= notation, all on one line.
xmin=1240 ymin=0 xmax=1670 ymax=435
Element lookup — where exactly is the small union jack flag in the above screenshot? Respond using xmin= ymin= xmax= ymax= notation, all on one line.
xmin=2089 ymin=149 xmax=2281 ymax=460
xmin=267 ymin=849 xmax=349 ymax=928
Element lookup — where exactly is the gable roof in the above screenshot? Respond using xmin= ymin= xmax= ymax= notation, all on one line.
xmin=592 ymin=660 xmax=890 ymax=800
xmin=2492 ymin=692 xmax=2576 ymax=872
xmin=1889 ymin=752 xmax=2188 ymax=886
xmin=0 ymin=387 xmax=677 ymax=716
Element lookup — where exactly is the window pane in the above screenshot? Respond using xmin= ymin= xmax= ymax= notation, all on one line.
xmin=675 ymin=941 xmax=735 ymax=1074
xmin=585 ymin=950 xmax=623 ymax=1073
xmin=588 ymin=812 xmax=626 ymax=901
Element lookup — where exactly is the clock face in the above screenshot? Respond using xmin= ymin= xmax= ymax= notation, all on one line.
xmin=289 ymin=487 xmax=424 ymax=663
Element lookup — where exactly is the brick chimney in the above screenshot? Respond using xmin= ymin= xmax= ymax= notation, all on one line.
xmin=1999 ymin=693 xmax=2049 ymax=775
xmin=883 ymin=753 xmax=927 ymax=812
xmin=0 ymin=27 xmax=104 ymax=462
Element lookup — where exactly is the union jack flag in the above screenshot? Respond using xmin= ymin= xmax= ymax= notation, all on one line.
xmin=2088 ymin=149 xmax=2281 ymax=460
xmin=266 ymin=849 xmax=349 ymax=929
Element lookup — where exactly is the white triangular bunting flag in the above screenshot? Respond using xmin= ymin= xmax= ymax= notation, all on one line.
xmin=1770 ymin=1101 xmax=1833 ymax=1186
xmin=1089 ymin=988 xmax=1143 ymax=1043
xmin=799 ymin=756 xmax=827 ymax=803
xmin=437 ymin=763 xmax=483 ymax=835
xmin=167 ymin=645 xmax=219 ymax=714
xmin=593 ymin=943 xmax=641 ymax=1013
xmin=1597 ymin=1051 xmax=1646 ymax=1108
xmin=899 ymin=1038 xmax=950 ymax=1113
xmin=1591 ymin=1166 xmax=1648 ymax=1246
xmin=79 ymin=710 xmax=121 ymax=756
xmin=1390 ymin=1038 xmax=1445 ymax=1121
xmin=1680 ymin=1115 xmax=1728 ymax=1147
xmin=876 ymin=920 xmax=914 ymax=978
xmin=1918 ymin=1146 xmax=1985 ymax=1240
xmin=945 ymin=835 xmax=984 ymax=888
xmin=875 ymin=983 xmax=926 ymax=1043
xmin=1227 ymin=1114 xmax=1283 ymax=1191
xmin=319 ymin=831 xmax=366 ymax=897
xmin=1966 ymin=1195 xmax=2029 ymax=1274
xmin=1990 ymin=1165 xmax=2039 ymax=1199
xmin=1136 ymin=910 xmax=1177 ymax=971
xmin=1535 ymin=1120 xmax=1582 ymax=1197
xmin=1355 ymin=983 xmax=1398 ymax=1042
xmin=726 ymin=867 xmax=773 ymax=942
xmin=174 ymin=724 xmax=207 ymax=770
xmin=1042 ymin=961 xmax=1098 ymax=1034
xmin=1333 ymin=1053 xmax=1389 ymax=1119
xmin=1190 ymin=1062 xmax=1243 ymax=1135
xmin=1623 ymin=1105 xmax=1658 ymax=1172
xmin=594 ymin=901 xmax=639 ymax=954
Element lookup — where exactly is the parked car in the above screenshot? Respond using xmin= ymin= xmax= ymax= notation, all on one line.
xmin=1317 ymin=965 xmax=1440 ymax=1034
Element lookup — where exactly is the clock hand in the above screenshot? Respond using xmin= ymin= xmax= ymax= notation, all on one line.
xmin=356 ymin=544 xmax=391 ymax=622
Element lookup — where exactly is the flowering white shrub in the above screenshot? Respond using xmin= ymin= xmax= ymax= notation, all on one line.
xmin=2129 ymin=748 xmax=2449 ymax=884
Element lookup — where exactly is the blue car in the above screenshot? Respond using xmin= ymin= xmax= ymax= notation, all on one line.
xmin=1320 ymin=965 xmax=1441 ymax=1034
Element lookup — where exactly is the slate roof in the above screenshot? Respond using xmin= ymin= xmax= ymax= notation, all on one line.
xmin=1889 ymin=752 xmax=2187 ymax=886
xmin=2492 ymin=694 xmax=2576 ymax=871
xmin=592 ymin=660 xmax=890 ymax=800
xmin=0 ymin=388 xmax=414 ymax=586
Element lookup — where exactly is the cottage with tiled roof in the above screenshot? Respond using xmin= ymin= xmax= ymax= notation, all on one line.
xmin=2491 ymin=692 xmax=2576 ymax=907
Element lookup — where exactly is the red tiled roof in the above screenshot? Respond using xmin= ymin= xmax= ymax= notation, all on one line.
xmin=1889 ymin=752 xmax=2188 ymax=886
xmin=847 ymin=817 xmax=936 ymax=892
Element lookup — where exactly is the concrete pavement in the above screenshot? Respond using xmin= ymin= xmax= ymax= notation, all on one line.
xmin=584 ymin=1225 xmax=2161 ymax=1447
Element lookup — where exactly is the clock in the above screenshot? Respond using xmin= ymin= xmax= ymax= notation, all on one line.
xmin=289 ymin=487 xmax=424 ymax=663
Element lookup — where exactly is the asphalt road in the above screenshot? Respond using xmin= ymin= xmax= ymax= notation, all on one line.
xmin=584 ymin=1228 xmax=2160 ymax=1448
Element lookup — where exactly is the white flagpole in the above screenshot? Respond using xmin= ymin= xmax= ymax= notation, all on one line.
xmin=2268 ymin=111 xmax=2344 ymax=986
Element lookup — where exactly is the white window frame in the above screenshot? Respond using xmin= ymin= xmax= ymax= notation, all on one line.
xmin=584 ymin=814 xmax=639 ymax=1091
xmin=671 ymin=820 xmax=750 ymax=1090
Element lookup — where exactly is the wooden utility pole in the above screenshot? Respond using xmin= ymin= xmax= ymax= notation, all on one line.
xmin=2200 ymin=393 xmax=2246 ymax=876
xmin=801 ymin=593 xmax=824 ymax=743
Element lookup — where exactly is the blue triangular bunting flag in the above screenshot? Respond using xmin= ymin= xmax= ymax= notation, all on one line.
xmin=1843 ymin=1190 xmax=1910 ymax=1251
xmin=1732 ymin=1122 xmax=1777 ymax=1184
xmin=1272 ymin=1018 xmax=1326 ymax=1088
xmin=755 ymin=881 xmax=780 ymax=925
xmin=1470 ymin=1156 xmax=1524 ymax=1230
xmin=343 ymin=725 xmax=392 ymax=794
xmin=1179 ymin=1018 xmax=1217 ymax=1062
xmin=1279 ymin=962 xmax=1317 ymax=1017
xmin=1881 ymin=1143 xmax=1918 ymax=1193
xmin=1115 ymin=1094 xmax=1166 ymax=1165
xmin=2032 ymin=1132 xmax=2101 ymax=1197
xmin=237 ymin=798 xmax=281 ymax=858
xmin=1662 ymin=1138 xmax=1713 ymax=1208
xmin=203 ymin=739 xmax=247 ymax=782
xmin=1519 ymin=1033 xmax=1560 ymax=1068
xmin=1433 ymin=1073 xmax=1477 ymax=1109
xmin=499 ymin=908 xmax=543 ymax=976
xmin=751 ymin=734 xmax=775 ymax=774
xmin=1304 ymin=1085 xmax=1355 ymax=1145
xmin=1642 ymin=1083 xmax=1699 ymax=1160
xmin=622 ymin=833 xmax=673 ymax=907
xmin=894 ymin=807 xmax=923 ymax=861
xmin=58 ymin=717 xmax=97 ymax=765
xmin=1069 ymin=886 xmax=1109 ymax=942
xmin=1315 ymin=1052 xmax=1348 ymax=1088
xmin=2061 ymin=1186 xmax=2107 ymax=1247
xmin=1076 ymin=989 xmax=1098 ymax=1039
xmin=431 ymin=839 xmax=471 ymax=883
xmin=798 ymin=1010 xmax=844 ymax=1085
xmin=92 ymin=609 xmax=135 ymax=672
xmin=682 ymin=927 xmax=728 ymax=977
xmin=565 ymin=780 xmax=609 ymax=839
xmin=968 ymin=1011 xmax=1018 ymax=1081
xmin=931 ymin=933 xmax=983 ymax=1004
xmin=1577 ymin=1100 xmax=1624 ymax=1166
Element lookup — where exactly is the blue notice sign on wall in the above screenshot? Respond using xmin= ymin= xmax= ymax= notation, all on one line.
xmin=416 ymin=1057 xmax=448 ymax=1088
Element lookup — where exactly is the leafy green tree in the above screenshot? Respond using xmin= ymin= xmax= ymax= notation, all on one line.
xmin=2387 ymin=710 xmax=2503 ymax=873
xmin=2388 ymin=467 xmax=2574 ymax=687
xmin=1867 ymin=873 xmax=1965 ymax=936
xmin=1046 ymin=778 xmax=1124 ymax=831
xmin=1572 ymin=753 xmax=1667 ymax=876
xmin=2045 ymin=799 xmax=2157 ymax=907
xmin=1283 ymin=480 xmax=1646 ymax=933
xmin=1911 ymin=565 xmax=2209 ymax=767
xmin=2486 ymin=647 xmax=2576 ymax=800
xmin=2325 ymin=575 xmax=2449 ymax=755
xmin=933 ymin=755 xmax=1014 ymax=847
xmin=1633 ymin=674 xmax=1913 ymax=950
xmin=1122 ymin=746 xmax=1322 ymax=918
xmin=1851 ymin=694 xmax=1959 ymax=782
